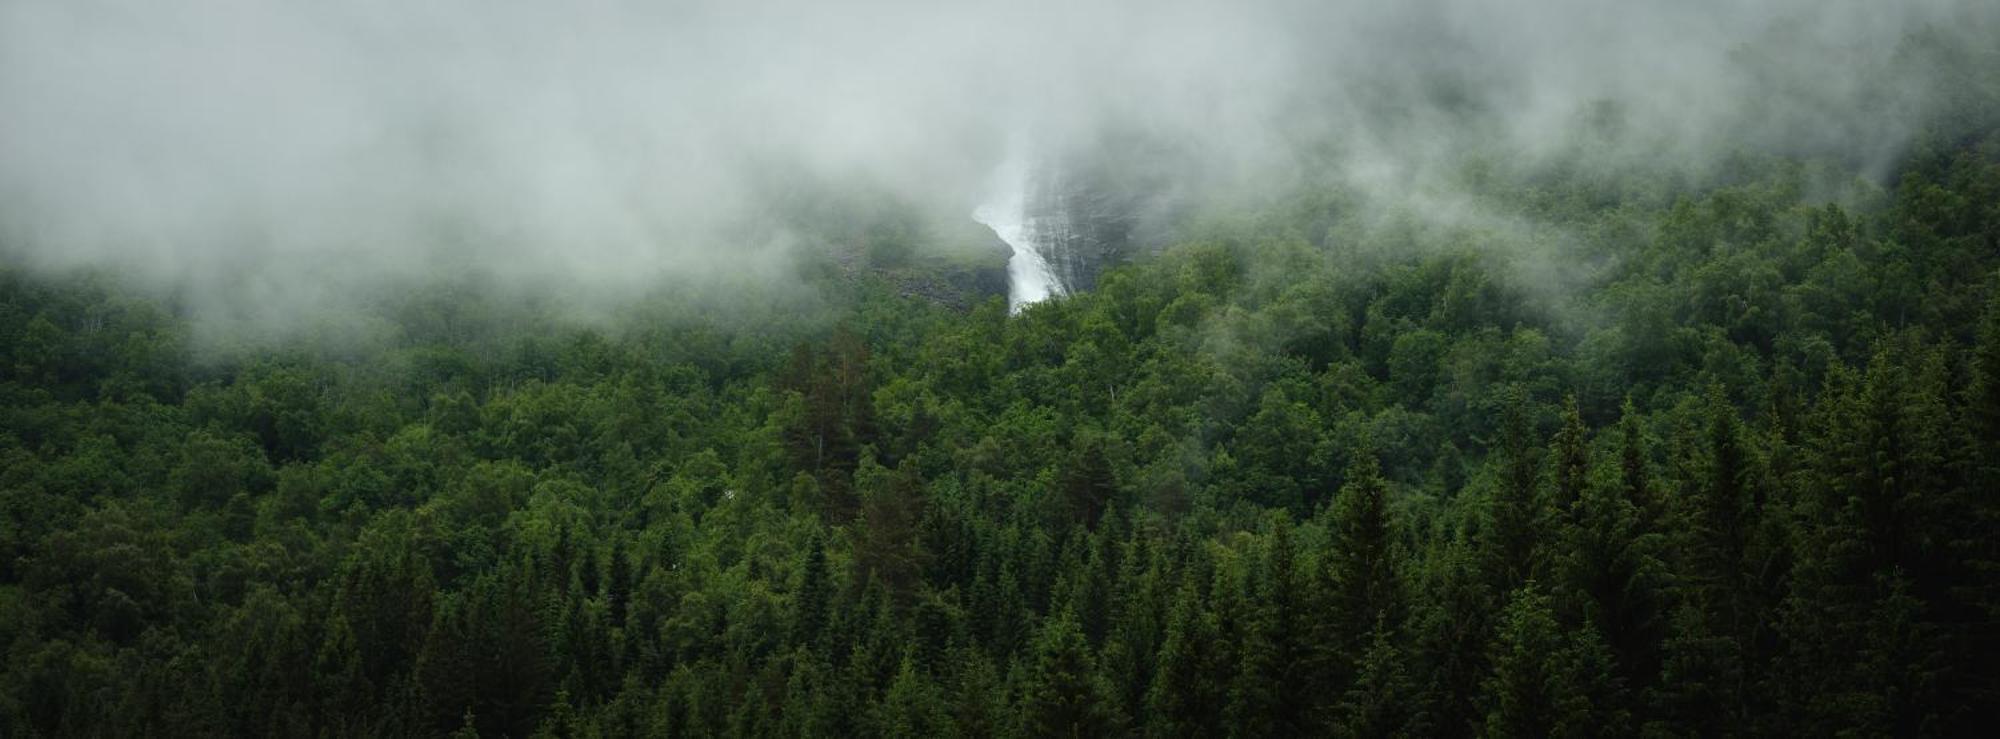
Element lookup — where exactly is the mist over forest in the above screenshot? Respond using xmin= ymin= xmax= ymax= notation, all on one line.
xmin=5 ymin=1 xmax=1989 ymax=324
xmin=3 ymin=1 xmax=2000 ymax=736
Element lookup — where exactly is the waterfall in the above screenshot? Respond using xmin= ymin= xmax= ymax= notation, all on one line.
xmin=973 ymin=149 xmax=1065 ymax=313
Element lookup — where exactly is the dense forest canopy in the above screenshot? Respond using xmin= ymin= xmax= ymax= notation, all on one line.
xmin=5 ymin=2 xmax=2000 ymax=738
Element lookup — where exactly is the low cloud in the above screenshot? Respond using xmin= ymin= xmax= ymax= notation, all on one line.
xmin=1 ymin=0 xmax=1991 ymax=327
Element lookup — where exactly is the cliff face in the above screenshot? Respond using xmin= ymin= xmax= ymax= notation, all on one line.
xmin=1021 ymin=164 xmax=1137 ymax=294
xmin=1008 ymin=132 xmax=1182 ymax=298
xmin=810 ymin=139 xmax=1166 ymax=313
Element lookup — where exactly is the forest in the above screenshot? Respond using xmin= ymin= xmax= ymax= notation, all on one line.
xmin=4 ymin=123 xmax=2000 ymax=736
xmin=6 ymin=2 xmax=2000 ymax=737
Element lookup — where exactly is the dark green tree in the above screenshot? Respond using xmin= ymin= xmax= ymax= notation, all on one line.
xmin=1483 ymin=392 xmax=1547 ymax=592
xmin=1020 ymin=612 xmax=1120 ymax=738
xmin=1332 ymin=618 xmax=1415 ymax=737
xmin=1549 ymin=395 xmax=1590 ymax=517
xmin=793 ymin=533 xmax=831 ymax=647
xmin=1317 ymin=447 xmax=1403 ymax=695
xmin=1481 ymin=584 xmax=1628 ymax=739
xmin=1147 ymin=582 xmax=1226 ymax=739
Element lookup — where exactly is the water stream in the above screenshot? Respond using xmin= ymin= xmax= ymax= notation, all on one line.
xmin=972 ymin=150 xmax=1065 ymax=313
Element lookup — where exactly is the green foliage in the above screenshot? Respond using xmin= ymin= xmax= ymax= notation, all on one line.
xmin=1021 ymin=612 xmax=1121 ymax=738
xmin=1480 ymin=585 xmax=1628 ymax=739
xmin=1317 ymin=447 xmax=1402 ymax=691
xmin=2 ymin=126 xmax=1999 ymax=738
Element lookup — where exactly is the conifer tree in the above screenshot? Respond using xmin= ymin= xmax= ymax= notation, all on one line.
xmin=314 ymin=614 xmax=373 ymax=731
xmin=1547 ymin=620 xmax=1630 ymax=738
xmin=1550 ymin=395 xmax=1590 ymax=517
xmin=1333 ymin=618 xmax=1414 ymax=737
xmin=1147 ymin=582 xmax=1225 ymax=739
xmin=1020 ymin=612 xmax=1120 ymax=738
xmin=876 ymin=656 xmax=949 ymax=739
xmin=1951 ymin=280 xmax=2000 ymax=732
xmin=606 ymin=537 xmax=631 ymax=630
xmin=1480 ymin=584 xmax=1626 ymax=738
xmin=1229 ymin=515 xmax=1309 ymax=736
xmin=1319 ymin=447 xmax=1402 ymax=694
xmin=1407 ymin=542 xmax=1493 ymax=739
xmin=1483 ymin=392 xmax=1547 ymax=592
xmin=1482 ymin=585 xmax=1561 ymax=739
xmin=1061 ymin=437 xmax=1120 ymax=529
xmin=1971 ymin=275 xmax=2000 ymax=451
xmin=1684 ymin=385 xmax=1759 ymax=642
xmin=1617 ymin=399 xmax=1659 ymax=533
xmin=1555 ymin=455 xmax=1666 ymax=695
xmin=1652 ymin=599 xmax=1744 ymax=736
xmin=794 ymin=533 xmax=831 ymax=647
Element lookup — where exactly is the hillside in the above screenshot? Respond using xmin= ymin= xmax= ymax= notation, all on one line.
xmin=3 ymin=131 xmax=1999 ymax=735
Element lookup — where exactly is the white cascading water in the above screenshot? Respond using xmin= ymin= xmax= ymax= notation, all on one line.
xmin=973 ymin=149 xmax=1065 ymax=313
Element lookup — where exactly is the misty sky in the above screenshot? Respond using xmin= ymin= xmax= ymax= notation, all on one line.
xmin=1 ymin=0 xmax=1991 ymax=321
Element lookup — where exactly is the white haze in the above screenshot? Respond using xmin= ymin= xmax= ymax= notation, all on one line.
xmin=0 ymin=0 xmax=1992 ymax=326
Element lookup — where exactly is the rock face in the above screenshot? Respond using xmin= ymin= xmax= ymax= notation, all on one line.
xmin=976 ymin=149 xmax=1149 ymax=311
xmin=1021 ymin=163 xmax=1137 ymax=295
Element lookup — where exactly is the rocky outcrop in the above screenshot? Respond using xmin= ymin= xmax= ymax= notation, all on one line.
xmin=826 ymin=214 xmax=1013 ymax=312
xmin=888 ymin=222 xmax=1012 ymax=310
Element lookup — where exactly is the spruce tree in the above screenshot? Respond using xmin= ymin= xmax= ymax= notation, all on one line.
xmin=1483 ymin=392 xmax=1547 ymax=592
xmin=1406 ymin=542 xmax=1494 ymax=739
xmin=1229 ymin=515 xmax=1308 ymax=736
xmin=1685 ymin=385 xmax=1759 ymax=645
xmin=1555 ymin=459 xmax=1666 ymax=698
xmin=314 ymin=614 xmax=372 ymax=731
xmin=1481 ymin=585 xmax=1561 ymax=739
xmin=876 ymin=656 xmax=949 ymax=739
xmin=1550 ymin=395 xmax=1590 ymax=517
xmin=794 ymin=534 xmax=831 ymax=647
xmin=1652 ymin=599 xmax=1744 ymax=737
xmin=1971 ymin=278 xmax=2000 ymax=451
xmin=1020 ymin=612 xmax=1120 ymax=738
xmin=1147 ymin=582 xmax=1225 ymax=739
xmin=1618 ymin=399 xmax=1660 ymax=532
xmin=606 ymin=537 xmax=631 ymax=630
xmin=1319 ymin=447 xmax=1402 ymax=693
xmin=1332 ymin=619 xmax=1414 ymax=737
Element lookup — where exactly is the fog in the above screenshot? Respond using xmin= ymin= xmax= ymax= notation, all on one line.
xmin=1 ymin=0 xmax=1992 ymax=327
